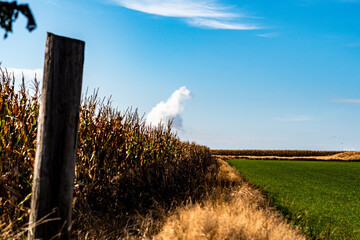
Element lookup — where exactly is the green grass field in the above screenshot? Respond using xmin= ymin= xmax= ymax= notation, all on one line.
xmin=227 ymin=160 xmax=360 ymax=240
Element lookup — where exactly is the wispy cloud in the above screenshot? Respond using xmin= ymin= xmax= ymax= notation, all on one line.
xmin=146 ymin=86 xmax=191 ymax=130
xmin=112 ymin=0 xmax=260 ymax=30
xmin=332 ymin=99 xmax=360 ymax=104
xmin=188 ymin=18 xmax=258 ymax=30
xmin=275 ymin=116 xmax=316 ymax=122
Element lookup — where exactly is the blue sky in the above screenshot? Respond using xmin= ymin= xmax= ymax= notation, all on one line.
xmin=1 ymin=0 xmax=359 ymax=150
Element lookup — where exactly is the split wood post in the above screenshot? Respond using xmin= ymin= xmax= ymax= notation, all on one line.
xmin=29 ymin=32 xmax=85 ymax=240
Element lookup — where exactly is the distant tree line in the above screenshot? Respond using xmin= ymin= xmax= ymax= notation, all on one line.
xmin=0 ymin=1 xmax=36 ymax=38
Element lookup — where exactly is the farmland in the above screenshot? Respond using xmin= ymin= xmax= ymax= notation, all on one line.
xmin=212 ymin=149 xmax=343 ymax=157
xmin=227 ymin=159 xmax=360 ymax=239
xmin=0 ymin=67 xmax=306 ymax=239
xmin=1 ymin=66 xmax=357 ymax=239
xmin=0 ymin=68 xmax=219 ymax=238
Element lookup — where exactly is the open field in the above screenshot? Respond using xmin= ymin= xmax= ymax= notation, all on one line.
xmin=214 ymin=150 xmax=360 ymax=161
xmin=1 ymin=68 xmax=307 ymax=239
xmin=227 ymin=159 xmax=360 ymax=239
xmin=212 ymin=149 xmax=344 ymax=157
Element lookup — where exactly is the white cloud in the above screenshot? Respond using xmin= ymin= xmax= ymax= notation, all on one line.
xmin=332 ymin=99 xmax=360 ymax=104
xmin=275 ymin=116 xmax=316 ymax=122
xmin=112 ymin=0 xmax=260 ymax=30
xmin=115 ymin=0 xmax=234 ymax=18
xmin=5 ymin=67 xmax=43 ymax=81
xmin=188 ymin=18 xmax=258 ymax=30
xmin=146 ymin=86 xmax=191 ymax=130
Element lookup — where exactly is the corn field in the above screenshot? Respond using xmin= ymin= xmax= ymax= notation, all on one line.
xmin=0 ymin=67 xmax=219 ymax=238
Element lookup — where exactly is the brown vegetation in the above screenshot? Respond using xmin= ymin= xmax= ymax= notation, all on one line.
xmin=212 ymin=149 xmax=343 ymax=157
xmin=320 ymin=151 xmax=360 ymax=161
xmin=156 ymin=159 xmax=305 ymax=240
xmin=0 ymin=68 xmax=218 ymax=238
xmin=1 ymin=67 xmax=306 ymax=239
xmin=214 ymin=151 xmax=360 ymax=161
xmin=212 ymin=149 xmax=360 ymax=162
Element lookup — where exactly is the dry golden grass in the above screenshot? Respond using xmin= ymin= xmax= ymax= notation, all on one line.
xmin=211 ymin=149 xmax=341 ymax=157
xmin=0 ymin=221 xmax=25 ymax=240
xmin=215 ymin=157 xmax=242 ymax=185
xmin=320 ymin=151 xmax=360 ymax=161
xmin=0 ymin=68 xmax=308 ymax=239
xmin=155 ymin=159 xmax=305 ymax=240
xmin=215 ymin=151 xmax=360 ymax=161
xmin=71 ymin=159 xmax=306 ymax=240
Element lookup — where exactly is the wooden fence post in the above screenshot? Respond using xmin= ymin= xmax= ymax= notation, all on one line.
xmin=29 ymin=32 xmax=85 ymax=239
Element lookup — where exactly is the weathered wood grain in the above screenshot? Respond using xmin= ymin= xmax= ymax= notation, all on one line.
xmin=29 ymin=32 xmax=85 ymax=240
